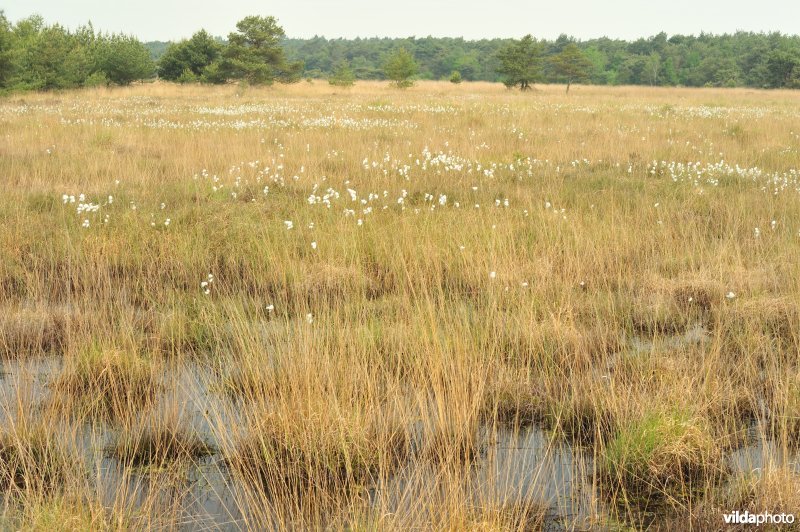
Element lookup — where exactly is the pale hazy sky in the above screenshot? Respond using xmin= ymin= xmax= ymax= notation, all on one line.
xmin=3 ymin=0 xmax=799 ymax=42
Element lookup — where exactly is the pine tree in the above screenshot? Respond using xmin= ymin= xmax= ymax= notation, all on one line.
xmin=96 ymin=34 xmax=154 ymax=85
xmin=384 ymin=48 xmax=417 ymax=88
xmin=496 ymin=35 xmax=543 ymax=90
xmin=157 ymin=30 xmax=221 ymax=82
xmin=220 ymin=16 xmax=302 ymax=85
xmin=328 ymin=60 xmax=355 ymax=87
xmin=550 ymin=43 xmax=593 ymax=93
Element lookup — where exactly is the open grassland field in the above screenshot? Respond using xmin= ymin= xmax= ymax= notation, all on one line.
xmin=1 ymin=81 xmax=800 ymax=530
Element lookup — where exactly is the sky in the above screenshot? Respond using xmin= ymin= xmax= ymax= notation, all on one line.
xmin=3 ymin=0 xmax=799 ymax=42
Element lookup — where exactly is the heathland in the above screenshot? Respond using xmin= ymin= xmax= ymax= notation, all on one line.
xmin=1 ymin=81 xmax=799 ymax=529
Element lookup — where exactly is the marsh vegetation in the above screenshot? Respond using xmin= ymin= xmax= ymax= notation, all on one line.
xmin=1 ymin=81 xmax=799 ymax=529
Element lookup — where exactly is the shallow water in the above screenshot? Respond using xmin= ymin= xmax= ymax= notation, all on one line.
xmin=0 ymin=355 xmax=794 ymax=530
xmin=728 ymin=422 xmax=800 ymax=475
xmin=478 ymin=427 xmax=598 ymax=529
xmin=629 ymin=323 xmax=710 ymax=353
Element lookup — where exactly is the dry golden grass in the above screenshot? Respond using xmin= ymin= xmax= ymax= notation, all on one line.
xmin=1 ymin=80 xmax=799 ymax=529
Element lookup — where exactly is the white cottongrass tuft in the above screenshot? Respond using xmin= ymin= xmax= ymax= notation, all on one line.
xmin=201 ymin=273 xmax=214 ymax=295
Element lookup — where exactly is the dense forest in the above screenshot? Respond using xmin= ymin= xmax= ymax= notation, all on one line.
xmin=2 ymin=9 xmax=800 ymax=92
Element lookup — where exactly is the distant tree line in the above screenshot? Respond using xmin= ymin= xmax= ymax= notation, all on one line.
xmin=279 ymin=32 xmax=800 ymax=89
xmin=3 ymin=9 xmax=800 ymax=92
xmin=159 ymin=31 xmax=800 ymax=90
xmin=154 ymin=31 xmax=800 ymax=90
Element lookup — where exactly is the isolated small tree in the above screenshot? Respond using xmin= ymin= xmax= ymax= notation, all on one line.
xmin=550 ymin=43 xmax=592 ymax=93
xmin=496 ymin=35 xmax=543 ymax=90
xmin=328 ymin=60 xmax=355 ymax=86
xmin=449 ymin=70 xmax=462 ymax=84
xmin=384 ymin=48 xmax=417 ymax=88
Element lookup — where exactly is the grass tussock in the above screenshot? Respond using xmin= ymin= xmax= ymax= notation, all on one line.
xmin=464 ymin=500 xmax=550 ymax=531
xmin=0 ymin=425 xmax=75 ymax=494
xmin=0 ymin=304 xmax=68 ymax=358
xmin=724 ymin=297 xmax=800 ymax=351
xmin=8 ymin=495 xmax=123 ymax=531
xmin=482 ymin=368 xmax=545 ymax=428
xmin=599 ymin=409 xmax=725 ymax=504
xmin=109 ymin=418 xmax=213 ymax=468
xmin=227 ymin=412 xmax=411 ymax=500
xmin=419 ymin=427 xmax=485 ymax=465
xmin=51 ymin=345 xmax=158 ymax=421
xmin=723 ymin=468 xmax=800 ymax=518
